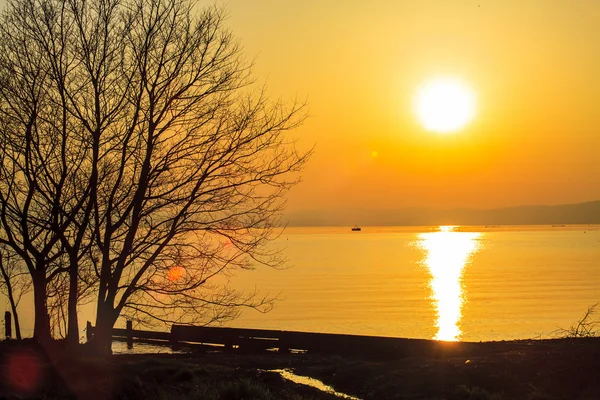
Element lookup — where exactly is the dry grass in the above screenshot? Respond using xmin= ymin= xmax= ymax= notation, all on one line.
xmin=551 ymin=303 xmax=600 ymax=338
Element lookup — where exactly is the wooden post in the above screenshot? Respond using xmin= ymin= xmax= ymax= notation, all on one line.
xmin=126 ymin=320 xmax=133 ymax=349
xmin=278 ymin=332 xmax=290 ymax=354
xmin=4 ymin=311 xmax=11 ymax=339
xmin=86 ymin=321 xmax=93 ymax=342
xmin=278 ymin=340 xmax=290 ymax=354
xmin=170 ymin=325 xmax=180 ymax=351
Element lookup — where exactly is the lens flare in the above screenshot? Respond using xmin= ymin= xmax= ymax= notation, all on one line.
xmin=4 ymin=350 xmax=44 ymax=395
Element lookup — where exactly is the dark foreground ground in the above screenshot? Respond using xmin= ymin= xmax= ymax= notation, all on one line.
xmin=1 ymin=337 xmax=599 ymax=399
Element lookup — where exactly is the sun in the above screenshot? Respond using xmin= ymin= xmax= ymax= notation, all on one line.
xmin=414 ymin=78 xmax=476 ymax=133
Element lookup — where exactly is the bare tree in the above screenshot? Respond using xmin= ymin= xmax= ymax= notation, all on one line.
xmin=1 ymin=0 xmax=309 ymax=352
xmin=0 ymin=0 xmax=120 ymax=344
xmin=85 ymin=0 xmax=309 ymax=353
xmin=0 ymin=0 xmax=70 ymax=341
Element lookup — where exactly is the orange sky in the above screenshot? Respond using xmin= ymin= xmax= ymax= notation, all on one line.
xmin=0 ymin=0 xmax=596 ymax=213
xmin=218 ymin=0 xmax=600 ymax=215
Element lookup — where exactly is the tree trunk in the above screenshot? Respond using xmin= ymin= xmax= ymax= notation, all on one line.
xmin=7 ymin=291 xmax=22 ymax=340
xmin=91 ymin=301 xmax=116 ymax=355
xmin=32 ymin=271 xmax=51 ymax=342
xmin=66 ymin=257 xmax=79 ymax=346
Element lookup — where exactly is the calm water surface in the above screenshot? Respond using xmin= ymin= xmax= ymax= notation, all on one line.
xmin=229 ymin=225 xmax=600 ymax=341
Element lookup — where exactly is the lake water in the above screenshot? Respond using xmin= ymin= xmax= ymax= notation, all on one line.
xmin=4 ymin=225 xmax=599 ymax=343
xmin=228 ymin=225 xmax=600 ymax=342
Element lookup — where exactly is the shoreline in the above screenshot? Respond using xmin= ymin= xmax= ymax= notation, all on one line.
xmin=2 ymin=336 xmax=600 ymax=399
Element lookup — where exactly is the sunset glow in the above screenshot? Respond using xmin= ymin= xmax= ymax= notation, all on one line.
xmin=1 ymin=1 xmax=600 ymax=397
xmin=223 ymin=1 xmax=600 ymax=216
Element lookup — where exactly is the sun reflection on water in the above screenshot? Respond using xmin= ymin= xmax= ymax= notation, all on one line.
xmin=417 ymin=226 xmax=482 ymax=341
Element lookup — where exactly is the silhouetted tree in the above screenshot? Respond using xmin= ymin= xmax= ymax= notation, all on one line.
xmin=0 ymin=0 xmax=105 ymax=344
xmin=1 ymin=0 xmax=308 ymax=352
xmin=0 ymin=1 xmax=70 ymax=342
xmin=85 ymin=0 xmax=308 ymax=354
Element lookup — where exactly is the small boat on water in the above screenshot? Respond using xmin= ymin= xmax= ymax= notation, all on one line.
xmin=351 ymin=226 xmax=361 ymax=231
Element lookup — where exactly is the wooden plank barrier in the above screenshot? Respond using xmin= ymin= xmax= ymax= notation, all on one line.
xmin=170 ymin=325 xmax=283 ymax=352
xmin=110 ymin=327 xmax=171 ymax=342
xmin=167 ymin=325 xmax=466 ymax=358
xmin=87 ymin=321 xmax=494 ymax=359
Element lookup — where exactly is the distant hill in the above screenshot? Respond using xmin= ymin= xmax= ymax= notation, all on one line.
xmin=286 ymin=200 xmax=600 ymax=227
